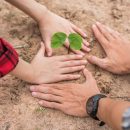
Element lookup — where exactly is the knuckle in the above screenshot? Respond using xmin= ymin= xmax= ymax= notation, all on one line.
xmin=48 ymin=95 xmax=53 ymax=100
xmin=95 ymin=32 xmax=101 ymax=38
xmin=72 ymin=75 xmax=76 ymax=79
xmin=71 ymin=67 xmax=76 ymax=71
xmin=102 ymin=60 xmax=110 ymax=68
xmin=51 ymin=102 xmax=56 ymax=108
xmin=66 ymin=75 xmax=72 ymax=79
xmin=79 ymin=61 xmax=84 ymax=65
xmin=46 ymin=88 xmax=52 ymax=93
xmin=70 ymin=61 xmax=75 ymax=65
xmin=66 ymin=55 xmax=72 ymax=59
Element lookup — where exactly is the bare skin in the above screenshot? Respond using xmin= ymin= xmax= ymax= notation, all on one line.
xmin=30 ymin=69 xmax=130 ymax=130
xmin=30 ymin=69 xmax=100 ymax=117
xmin=30 ymin=23 xmax=130 ymax=130
xmin=87 ymin=22 xmax=130 ymax=74
xmin=5 ymin=0 xmax=90 ymax=56
xmin=11 ymin=42 xmax=87 ymax=84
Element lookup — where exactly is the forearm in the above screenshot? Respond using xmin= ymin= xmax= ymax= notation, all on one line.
xmin=11 ymin=58 xmax=35 ymax=83
xmin=5 ymin=0 xmax=48 ymax=22
xmin=97 ymin=98 xmax=130 ymax=130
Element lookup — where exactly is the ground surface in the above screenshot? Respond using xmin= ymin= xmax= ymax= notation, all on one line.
xmin=0 ymin=0 xmax=130 ymax=130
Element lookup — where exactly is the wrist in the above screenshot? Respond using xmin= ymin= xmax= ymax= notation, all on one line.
xmin=35 ymin=4 xmax=49 ymax=23
xmin=11 ymin=59 xmax=35 ymax=83
xmin=97 ymin=98 xmax=113 ymax=121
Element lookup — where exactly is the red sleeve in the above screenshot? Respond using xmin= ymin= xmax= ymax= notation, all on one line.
xmin=0 ymin=38 xmax=19 ymax=78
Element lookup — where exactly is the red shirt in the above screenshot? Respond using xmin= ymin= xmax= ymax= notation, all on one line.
xmin=0 ymin=38 xmax=19 ymax=78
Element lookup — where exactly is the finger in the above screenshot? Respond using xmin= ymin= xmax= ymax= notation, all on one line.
xmin=92 ymin=24 xmax=109 ymax=50
xmin=81 ymin=43 xmax=91 ymax=52
xmin=37 ymin=42 xmax=45 ymax=56
xmin=71 ymin=23 xmax=87 ymax=38
xmin=32 ymin=92 xmax=62 ymax=102
xmin=83 ymin=39 xmax=90 ymax=47
xmin=60 ymin=74 xmax=81 ymax=81
xmin=39 ymin=100 xmax=62 ymax=110
xmin=83 ymin=68 xmax=93 ymax=81
xmin=64 ymin=42 xmax=85 ymax=56
xmin=96 ymin=22 xmax=114 ymax=41
xmin=44 ymin=36 xmax=52 ymax=56
xmin=30 ymin=85 xmax=63 ymax=96
xmin=69 ymin=30 xmax=90 ymax=52
xmin=61 ymin=66 xmax=85 ymax=73
xmin=105 ymin=26 xmax=121 ymax=39
xmin=87 ymin=55 xmax=108 ymax=69
xmin=59 ymin=54 xmax=83 ymax=61
xmin=61 ymin=60 xmax=87 ymax=67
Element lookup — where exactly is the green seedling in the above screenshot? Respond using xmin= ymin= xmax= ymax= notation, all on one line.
xmin=51 ymin=32 xmax=83 ymax=53
xmin=51 ymin=32 xmax=67 ymax=48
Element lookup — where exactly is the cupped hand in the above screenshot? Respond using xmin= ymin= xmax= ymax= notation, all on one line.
xmin=30 ymin=69 xmax=100 ymax=117
xmin=38 ymin=10 xmax=90 ymax=56
xmin=31 ymin=42 xmax=87 ymax=84
xmin=87 ymin=22 xmax=130 ymax=74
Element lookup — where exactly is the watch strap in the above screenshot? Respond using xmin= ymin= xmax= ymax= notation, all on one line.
xmin=86 ymin=94 xmax=107 ymax=126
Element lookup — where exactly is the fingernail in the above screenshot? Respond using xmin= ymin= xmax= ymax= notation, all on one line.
xmin=87 ymin=48 xmax=91 ymax=52
xmin=81 ymin=65 xmax=85 ymax=69
xmin=77 ymin=75 xmax=81 ymax=78
xmin=92 ymin=24 xmax=96 ymax=28
xmin=83 ymin=33 xmax=87 ymax=37
xmin=39 ymin=101 xmax=43 ymax=105
xmin=32 ymin=92 xmax=37 ymax=96
xmin=81 ymin=52 xmax=85 ymax=56
xmin=48 ymin=53 xmax=51 ymax=57
xmin=48 ymin=51 xmax=52 ymax=57
xmin=83 ymin=60 xmax=87 ymax=63
xmin=30 ymin=86 xmax=35 ymax=91
xmin=96 ymin=21 xmax=100 ymax=25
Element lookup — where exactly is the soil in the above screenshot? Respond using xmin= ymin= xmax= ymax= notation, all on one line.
xmin=0 ymin=0 xmax=130 ymax=130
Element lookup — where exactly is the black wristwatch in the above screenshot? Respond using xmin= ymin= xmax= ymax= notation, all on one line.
xmin=86 ymin=94 xmax=107 ymax=126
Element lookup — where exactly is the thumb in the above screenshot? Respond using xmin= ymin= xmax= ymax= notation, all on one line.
xmin=87 ymin=55 xmax=107 ymax=69
xmin=44 ymin=38 xmax=52 ymax=57
xmin=37 ymin=42 xmax=45 ymax=56
xmin=83 ymin=69 xmax=93 ymax=82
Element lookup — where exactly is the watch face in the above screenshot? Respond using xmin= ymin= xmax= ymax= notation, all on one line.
xmin=86 ymin=98 xmax=94 ymax=115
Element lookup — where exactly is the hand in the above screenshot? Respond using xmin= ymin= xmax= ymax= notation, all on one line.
xmin=87 ymin=22 xmax=130 ymax=74
xmin=31 ymin=42 xmax=87 ymax=84
xmin=30 ymin=69 xmax=100 ymax=117
xmin=38 ymin=10 xmax=90 ymax=56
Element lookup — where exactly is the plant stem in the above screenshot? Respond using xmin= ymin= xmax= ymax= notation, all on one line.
xmin=68 ymin=45 xmax=70 ymax=54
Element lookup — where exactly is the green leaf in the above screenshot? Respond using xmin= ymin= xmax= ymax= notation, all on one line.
xmin=68 ymin=33 xmax=83 ymax=50
xmin=51 ymin=32 xmax=67 ymax=48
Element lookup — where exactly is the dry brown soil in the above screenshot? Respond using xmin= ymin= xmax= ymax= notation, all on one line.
xmin=0 ymin=0 xmax=130 ymax=130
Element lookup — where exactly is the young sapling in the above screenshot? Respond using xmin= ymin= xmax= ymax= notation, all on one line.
xmin=51 ymin=32 xmax=83 ymax=54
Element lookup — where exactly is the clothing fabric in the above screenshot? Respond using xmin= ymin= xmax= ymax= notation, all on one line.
xmin=122 ymin=107 xmax=130 ymax=130
xmin=0 ymin=38 xmax=18 ymax=77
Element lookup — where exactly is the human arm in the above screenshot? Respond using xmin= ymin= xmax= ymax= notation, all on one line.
xmin=0 ymin=38 xmax=88 ymax=83
xmin=5 ymin=0 xmax=90 ymax=56
xmin=11 ymin=42 xmax=88 ymax=84
xmin=87 ymin=22 xmax=130 ymax=74
xmin=98 ymin=98 xmax=130 ymax=130
xmin=30 ymin=69 xmax=130 ymax=130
